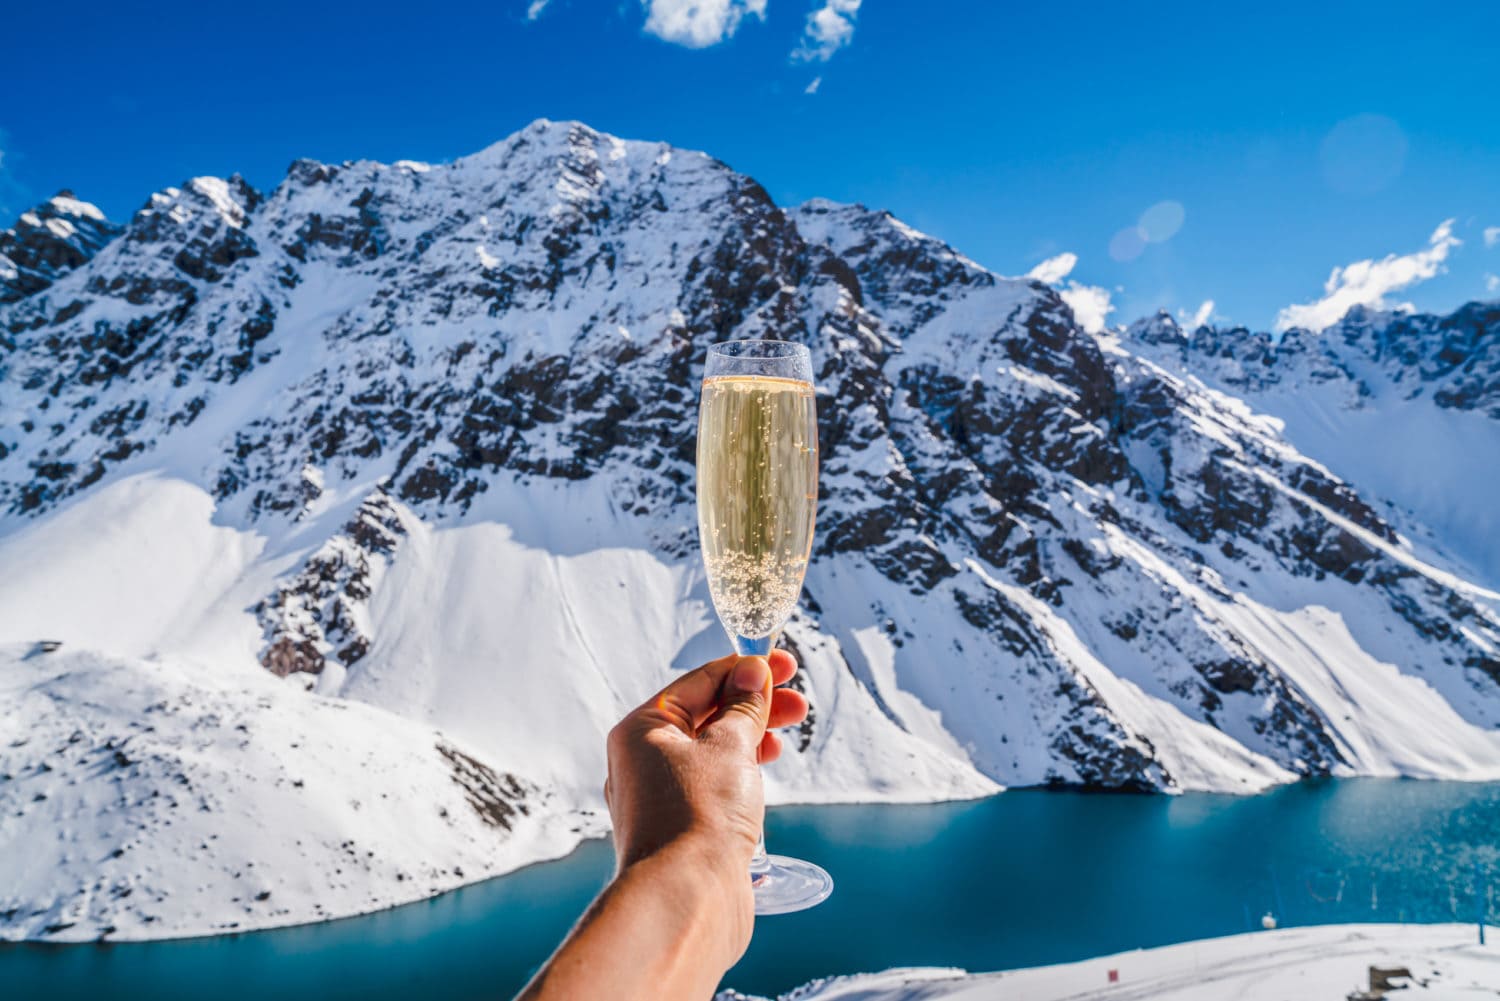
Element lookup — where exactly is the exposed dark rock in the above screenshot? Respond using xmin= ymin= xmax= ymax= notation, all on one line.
xmin=255 ymin=491 xmax=407 ymax=677
xmin=435 ymin=743 xmax=531 ymax=830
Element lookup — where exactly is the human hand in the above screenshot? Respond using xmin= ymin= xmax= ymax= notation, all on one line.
xmin=518 ymin=652 xmax=809 ymax=1001
xmin=604 ymin=650 xmax=808 ymax=948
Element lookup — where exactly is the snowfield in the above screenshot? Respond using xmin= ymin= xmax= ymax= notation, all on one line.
xmin=0 ymin=643 xmax=595 ymax=942
xmin=718 ymin=925 xmax=1500 ymax=1000
xmin=0 ymin=472 xmax=993 ymax=941
xmin=2 ymin=119 xmax=1498 ymax=940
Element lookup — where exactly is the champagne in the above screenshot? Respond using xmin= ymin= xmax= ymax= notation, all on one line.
xmin=694 ymin=341 xmax=835 ymax=915
xmin=696 ymin=374 xmax=819 ymax=641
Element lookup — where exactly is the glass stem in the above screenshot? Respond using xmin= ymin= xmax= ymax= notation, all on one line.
xmin=732 ymin=634 xmax=775 ymax=657
xmin=731 ymin=632 xmax=779 ymax=881
xmin=750 ymin=830 xmax=771 ymax=875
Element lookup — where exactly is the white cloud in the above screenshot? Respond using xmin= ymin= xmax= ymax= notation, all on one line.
xmin=1060 ymin=282 xmax=1115 ymax=334
xmin=1274 ymin=219 xmax=1461 ymax=333
xmin=1189 ymin=299 xmax=1214 ymax=328
xmin=794 ymin=0 xmax=860 ymax=61
xmin=642 ymin=0 xmax=767 ymax=48
xmin=1026 ymin=252 xmax=1077 ymax=285
xmin=1485 ymin=226 xmax=1500 ymax=249
xmin=525 ymin=0 xmax=550 ymax=20
xmin=1486 ymin=273 xmax=1500 ymax=294
xmin=804 ymin=76 xmax=822 ymax=95
xmin=1025 ymin=251 xmax=1113 ymax=333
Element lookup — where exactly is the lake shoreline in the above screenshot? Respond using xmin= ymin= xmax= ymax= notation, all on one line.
xmin=3 ymin=779 xmax=1498 ymax=1000
xmin=5 ymin=773 xmax=1499 ymax=947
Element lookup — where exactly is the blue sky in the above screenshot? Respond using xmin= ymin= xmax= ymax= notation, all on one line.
xmin=4 ymin=0 xmax=1499 ymax=331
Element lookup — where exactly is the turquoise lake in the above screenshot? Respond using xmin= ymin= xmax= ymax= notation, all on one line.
xmin=4 ymin=779 xmax=1499 ymax=999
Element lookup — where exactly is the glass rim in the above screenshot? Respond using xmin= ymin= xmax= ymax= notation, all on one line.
xmin=706 ymin=338 xmax=811 ymax=360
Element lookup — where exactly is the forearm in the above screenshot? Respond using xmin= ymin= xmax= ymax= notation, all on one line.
xmin=517 ymin=840 xmax=748 ymax=1001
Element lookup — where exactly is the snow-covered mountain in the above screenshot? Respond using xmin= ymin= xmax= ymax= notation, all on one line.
xmin=1122 ymin=305 xmax=1500 ymax=590
xmin=3 ymin=119 xmax=1498 ymax=940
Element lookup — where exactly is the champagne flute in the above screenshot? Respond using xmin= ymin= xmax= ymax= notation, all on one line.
xmin=696 ymin=338 xmax=834 ymax=915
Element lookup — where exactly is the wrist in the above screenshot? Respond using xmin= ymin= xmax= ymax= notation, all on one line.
xmin=520 ymin=832 xmax=754 ymax=1001
xmin=623 ymin=831 xmax=749 ymax=894
xmin=615 ymin=834 xmax=755 ymax=966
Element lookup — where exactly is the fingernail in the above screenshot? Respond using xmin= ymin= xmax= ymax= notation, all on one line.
xmin=730 ymin=657 xmax=770 ymax=694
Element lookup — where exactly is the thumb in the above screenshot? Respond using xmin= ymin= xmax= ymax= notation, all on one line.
xmin=700 ymin=656 xmax=772 ymax=753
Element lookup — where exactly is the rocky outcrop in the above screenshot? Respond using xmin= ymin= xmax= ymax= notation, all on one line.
xmin=256 ymin=491 xmax=406 ymax=678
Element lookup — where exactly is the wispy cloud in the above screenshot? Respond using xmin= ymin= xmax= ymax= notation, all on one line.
xmin=1486 ymin=226 xmax=1500 ymax=249
xmin=1188 ymin=299 xmax=1214 ymax=328
xmin=642 ymin=0 xmax=766 ymax=48
xmin=525 ymin=0 xmax=551 ymax=20
xmin=1060 ymin=283 xmax=1115 ymax=334
xmin=1275 ymin=220 xmax=1460 ymax=333
xmin=804 ymin=76 xmax=822 ymax=95
xmin=1026 ymin=252 xmax=1077 ymax=285
xmin=794 ymin=0 xmax=860 ymax=61
xmin=1486 ymin=274 xmax=1500 ymax=294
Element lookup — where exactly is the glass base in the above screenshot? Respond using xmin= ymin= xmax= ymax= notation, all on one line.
xmin=752 ymin=854 xmax=834 ymax=915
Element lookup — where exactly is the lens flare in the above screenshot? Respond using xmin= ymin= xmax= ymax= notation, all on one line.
xmin=1109 ymin=227 xmax=1147 ymax=262
xmin=1138 ymin=201 xmax=1185 ymax=243
xmin=1320 ymin=114 xmax=1407 ymax=196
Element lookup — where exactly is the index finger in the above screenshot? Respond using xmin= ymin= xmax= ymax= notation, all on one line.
xmin=768 ymin=649 xmax=798 ymax=686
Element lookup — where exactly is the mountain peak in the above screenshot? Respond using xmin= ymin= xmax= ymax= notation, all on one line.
xmin=0 ymin=190 xmax=120 ymax=304
xmin=1124 ymin=308 xmax=1185 ymax=346
xmin=44 ymin=190 xmax=108 ymax=223
xmin=793 ymin=197 xmax=998 ymax=333
xmin=456 ymin=118 xmax=634 ymax=169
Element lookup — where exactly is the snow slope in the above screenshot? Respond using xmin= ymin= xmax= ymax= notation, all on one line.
xmin=2 ymin=119 xmax=1499 ymax=939
xmin=1122 ymin=306 xmax=1500 ymax=590
xmin=0 ymin=643 xmax=590 ymax=942
xmin=718 ymin=924 xmax=1500 ymax=1000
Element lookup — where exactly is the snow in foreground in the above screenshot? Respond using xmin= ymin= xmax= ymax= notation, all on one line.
xmin=720 ymin=924 xmax=1500 ymax=1000
xmin=0 ymin=645 xmax=598 ymax=942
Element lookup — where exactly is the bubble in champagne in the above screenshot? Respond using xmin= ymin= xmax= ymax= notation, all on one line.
xmin=697 ymin=375 xmax=819 ymax=641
